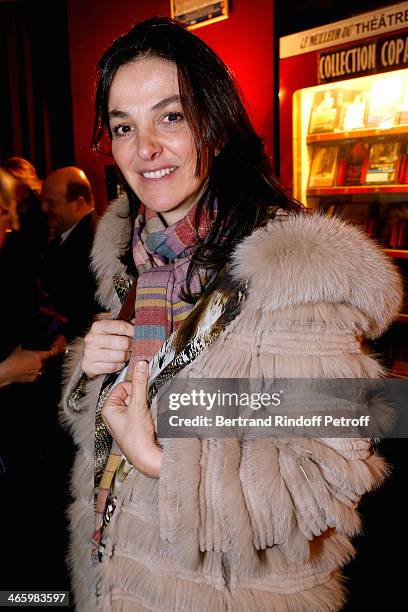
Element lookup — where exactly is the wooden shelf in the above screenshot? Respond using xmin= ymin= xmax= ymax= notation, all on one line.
xmin=307 ymin=125 xmax=408 ymax=144
xmin=307 ymin=185 xmax=408 ymax=196
xmin=384 ymin=249 xmax=408 ymax=259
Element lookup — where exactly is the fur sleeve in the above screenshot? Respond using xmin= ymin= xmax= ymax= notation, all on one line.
xmin=60 ymin=337 xmax=86 ymax=421
xmin=59 ymin=336 xmax=105 ymax=435
xmin=157 ymin=213 xmax=403 ymax=571
xmin=238 ymin=436 xmax=389 ymax=564
xmin=158 ymin=303 xmax=399 ymax=570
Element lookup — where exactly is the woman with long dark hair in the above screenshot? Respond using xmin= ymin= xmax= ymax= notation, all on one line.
xmin=62 ymin=17 xmax=402 ymax=611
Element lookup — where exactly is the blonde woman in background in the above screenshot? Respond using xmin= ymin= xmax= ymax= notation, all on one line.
xmin=0 ymin=167 xmax=19 ymax=249
xmin=3 ymin=156 xmax=48 ymax=259
xmin=3 ymin=156 xmax=42 ymax=201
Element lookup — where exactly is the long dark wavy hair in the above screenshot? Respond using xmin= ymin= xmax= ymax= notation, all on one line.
xmin=93 ymin=16 xmax=303 ymax=302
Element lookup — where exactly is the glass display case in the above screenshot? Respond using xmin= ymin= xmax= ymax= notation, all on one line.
xmin=293 ymin=69 xmax=408 ymax=205
xmin=293 ymin=69 xmax=408 ymax=377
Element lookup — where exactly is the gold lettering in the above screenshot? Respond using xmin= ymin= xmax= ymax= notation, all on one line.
xmin=381 ymin=40 xmax=389 ymax=67
xmin=360 ymin=46 xmax=368 ymax=71
xmin=368 ymin=43 xmax=376 ymax=70
xmin=396 ymin=38 xmax=404 ymax=64
xmin=340 ymin=51 xmax=347 ymax=75
xmin=319 ymin=56 xmax=325 ymax=81
xmin=403 ymin=37 xmax=408 ymax=63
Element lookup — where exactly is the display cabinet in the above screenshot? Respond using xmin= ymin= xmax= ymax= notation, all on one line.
xmin=292 ymin=69 xmax=408 ymax=377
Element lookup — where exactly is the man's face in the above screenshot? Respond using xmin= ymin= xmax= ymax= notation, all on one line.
xmin=41 ymin=178 xmax=77 ymax=234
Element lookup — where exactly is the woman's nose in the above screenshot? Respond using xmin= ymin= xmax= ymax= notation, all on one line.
xmin=137 ymin=128 xmax=163 ymax=161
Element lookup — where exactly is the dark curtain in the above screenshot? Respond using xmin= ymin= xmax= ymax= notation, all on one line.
xmin=0 ymin=0 xmax=74 ymax=177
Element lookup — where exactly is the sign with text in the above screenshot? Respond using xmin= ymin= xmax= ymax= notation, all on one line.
xmin=170 ymin=0 xmax=228 ymax=30
xmin=280 ymin=2 xmax=408 ymax=59
xmin=319 ymin=32 xmax=408 ymax=82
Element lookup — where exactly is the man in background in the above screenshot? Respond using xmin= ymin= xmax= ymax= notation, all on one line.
xmin=25 ymin=167 xmax=101 ymax=591
xmin=1 ymin=166 xmax=101 ymax=591
xmin=41 ymin=166 xmax=101 ymax=341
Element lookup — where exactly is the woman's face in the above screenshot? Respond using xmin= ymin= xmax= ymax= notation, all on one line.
xmin=108 ymin=57 xmax=207 ymax=224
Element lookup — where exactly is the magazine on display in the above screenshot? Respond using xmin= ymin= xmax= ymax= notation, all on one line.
xmin=338 ymin=140 xmax=370 ymax=186
xmin=366 ymin=76 xmax=405 ymax=129
xmin=308 ymin=145 xmax=339 ymax=187
xmin=397 ymin=76 xmax=408 ymax=126
xmin=365 ymin=141 xmax=401 ymax=184
xmin=338 ymin=90 xmax=367 ymax=131
xmin=308 ymin=89 xmax=339 ymax=134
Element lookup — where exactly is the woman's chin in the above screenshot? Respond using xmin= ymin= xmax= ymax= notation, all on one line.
xmin=142 ymin=200 xmax=197 ymax=224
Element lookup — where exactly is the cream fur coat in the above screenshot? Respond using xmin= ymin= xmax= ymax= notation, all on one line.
xmin=61 ymin=196 xmax=403 ymax=611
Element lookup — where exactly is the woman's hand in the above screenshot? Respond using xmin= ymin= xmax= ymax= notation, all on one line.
xmin=101 ymin=361 xmax=162 ymax=478
xmin=0 ymin=346 xmax=51 ymax=388
xmin=49 ymin=334 xmax=68 ymax=357
xmin=81 ymin=320 xmax=134 ymax=378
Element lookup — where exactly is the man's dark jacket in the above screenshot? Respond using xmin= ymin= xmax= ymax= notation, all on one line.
xmin=42 ymin=210 xmax=101 ymax=342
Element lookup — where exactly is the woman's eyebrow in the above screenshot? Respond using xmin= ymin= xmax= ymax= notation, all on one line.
xmin=151 ymin=95 xmax=181 ymax=111
xmin=108 ymin=109 xmax=129 ymax=120
xmin=108 ymin=96 xmax=182 ymax=120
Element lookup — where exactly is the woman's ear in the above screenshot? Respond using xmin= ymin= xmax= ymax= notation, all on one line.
xmin=215 ymin=141 xmax=226 ymax=157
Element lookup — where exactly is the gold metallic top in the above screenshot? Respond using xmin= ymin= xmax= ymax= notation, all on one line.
xmin=94 ymin=270 xmax=248 ymax=554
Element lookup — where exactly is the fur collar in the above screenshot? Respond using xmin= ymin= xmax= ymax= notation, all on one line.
xmin=91 ymin=195 xmax=402 ymax=339
xmin=91 ymin=195 xmax=134 ymax=314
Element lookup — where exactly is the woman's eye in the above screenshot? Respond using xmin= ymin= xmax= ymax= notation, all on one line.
xmin=162 ymin=112 xmax=184 ymax=124
xmin=111 ymin=124 xmax=133 ymax=137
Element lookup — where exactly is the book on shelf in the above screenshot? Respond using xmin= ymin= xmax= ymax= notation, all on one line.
xmin=308 ymin=145 xmax=339 ymax=187
xmin=337 ymin=140 xmax=370 ymax=186
xmin=363 ymin=202 xmax=381 ymax=239
xmin=366 ymin=75 xmax=405 ymax=129
xmin=389 ymin=219 xmax=407 ymax=248
xmin=338 ymin=90 xmax=368 ymax=131
xmin=397 ymin=104 xmax=408 ymax=125
xmin=398 ymin=154 xmax=408 ymax=183
xmin=384 ymin=202 xmax=408 ymax=248
xmin=365 ymin=141 xmax=401 ymax=184
xmin=397 ymin=76 xmax=408 ymax=125
xmin=370 ymin=202 xmax=408 ymax=249
xmin=322 ymin=203 xmax=339 ymax=217
xmin=308 ymin=89 xmax=339 ymax=134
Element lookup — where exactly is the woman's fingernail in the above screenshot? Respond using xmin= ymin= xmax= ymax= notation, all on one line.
xmin=135 ymin=360 xmax=148 ymax=373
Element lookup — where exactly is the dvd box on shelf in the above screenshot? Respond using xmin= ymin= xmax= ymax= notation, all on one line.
xmin=397 ymin=76 xmax=408 ymax=125
xmin=337 ymin=140 xmax=370 ymax=186
xmin=366 ymin=75 xmax=405 ymax=129
xmin=308 ymin=89 xmax=339 ymax=134
xmin=338 ymin=91 xmax=368 ymax=131
xmin=398 ymin=154 xmax=408 ymax=183
xmin=365 ymin=141 xmax=401 ymax=184
xmin=380 ymin=202 xmax=408 ymax=248
xmin=308 ymin=145 xmax=339 ymax=187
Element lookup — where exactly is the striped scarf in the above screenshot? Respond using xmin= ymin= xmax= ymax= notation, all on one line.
xmin=127 ymin=200 xmax=214 ymax=375
xmin=92 ymin=200 xmax=215 ymax=560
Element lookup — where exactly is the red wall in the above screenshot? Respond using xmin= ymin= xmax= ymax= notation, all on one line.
xmin=279 ymin=53 xmax=317 ymax=191
xmin=66 ymin=0 xmax=275 ymax=209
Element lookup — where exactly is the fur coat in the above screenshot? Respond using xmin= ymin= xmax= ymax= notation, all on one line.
xmin=61 ymin=195 xmax=403 ymax=611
